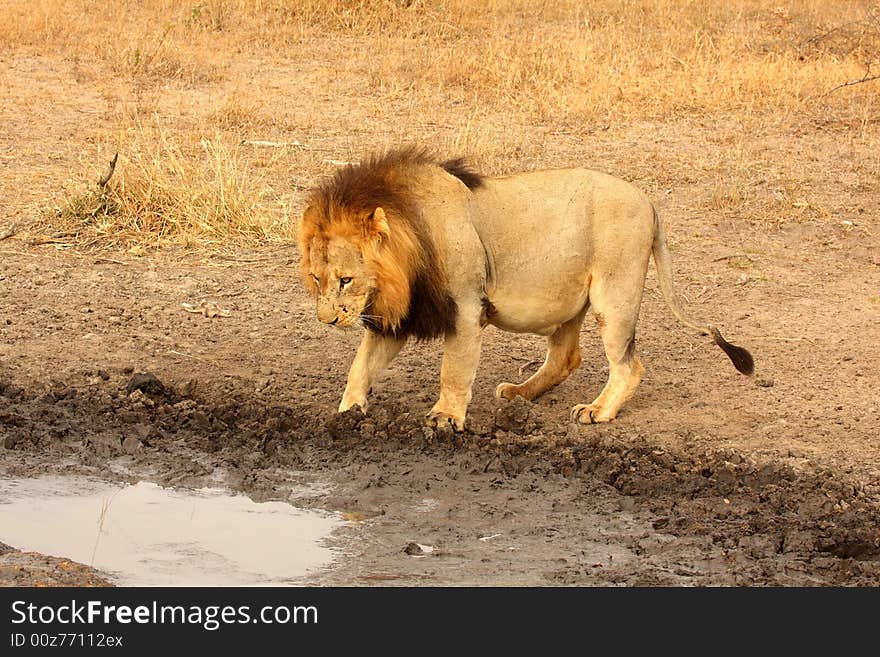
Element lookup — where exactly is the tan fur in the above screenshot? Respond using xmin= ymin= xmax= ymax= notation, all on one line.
xmin=300 ymin=149 xmax=753 ymax=430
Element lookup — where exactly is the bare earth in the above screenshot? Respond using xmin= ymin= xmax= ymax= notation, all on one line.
xmin=1 ymin=38 xmax=880 ymax=584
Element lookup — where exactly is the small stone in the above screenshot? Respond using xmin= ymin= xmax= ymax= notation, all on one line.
xmin=126 ymin=372 xmax=165 ymax=396
xmin=128 ymin=389 xmax=153 ymax=407
xmin=756 ymin=378 xmax=774 ymax=388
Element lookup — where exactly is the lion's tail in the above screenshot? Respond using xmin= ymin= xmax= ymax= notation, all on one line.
xmin=651 ymin=206 xmax=754 ymax=375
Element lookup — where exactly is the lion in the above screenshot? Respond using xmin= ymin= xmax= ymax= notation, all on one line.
xmin=299 ymin=147 xmax=754 ymax=431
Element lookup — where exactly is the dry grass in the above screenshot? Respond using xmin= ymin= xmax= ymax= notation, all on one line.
xmin=1 ymin=0 xmax=878 ymax=247
xmin=3 ymin=1 xmax=878 ymax=120
xmin=50 ymin=122 xmax=287 ymax=249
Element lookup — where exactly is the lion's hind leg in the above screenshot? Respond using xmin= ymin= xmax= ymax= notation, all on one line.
xmin=571 ymin=274 xmax=645 ymax=424
xmin=496 ymin=305 xmax=589 ymax=402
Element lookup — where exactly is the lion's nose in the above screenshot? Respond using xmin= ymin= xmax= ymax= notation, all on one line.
xmin=316 ymin=305 xmax=339 ymax=324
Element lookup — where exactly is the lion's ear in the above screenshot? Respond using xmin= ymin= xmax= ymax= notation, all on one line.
xmin=365 ymin=207 xmax=390 ymax=241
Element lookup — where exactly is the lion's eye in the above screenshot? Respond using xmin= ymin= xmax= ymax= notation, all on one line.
xmin=339 ymin=277 xmax=352 ymax=289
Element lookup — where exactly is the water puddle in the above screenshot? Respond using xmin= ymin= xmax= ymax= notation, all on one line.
xmin=0 ymin=476 xmax=342 ymax=586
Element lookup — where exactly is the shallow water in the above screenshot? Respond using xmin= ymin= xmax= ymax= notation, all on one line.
xmin=0 ymin=476 xmax=341 ymax=586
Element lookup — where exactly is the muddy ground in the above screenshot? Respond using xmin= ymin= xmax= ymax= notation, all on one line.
xmin=2 ymin=10 xmax=880 ymax=586
xmin=1 ymin=232 xmax=879 ymax=585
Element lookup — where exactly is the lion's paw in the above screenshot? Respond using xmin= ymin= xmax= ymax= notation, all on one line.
xmin=494 ymin=382 xmax=522 ymax=400
xmin=570 ymin=404 xmax=616 ymax=425
xmin=338 ymin=398 xmax=368 ymax=414
xmin=425 ymin=410 xmax=465 ymax=433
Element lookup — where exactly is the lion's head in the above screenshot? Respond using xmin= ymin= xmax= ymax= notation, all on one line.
xmin=299 ymin=148 xmax=474 ymax=339
xmin=299 ymin=205 xmax=394 ymax=329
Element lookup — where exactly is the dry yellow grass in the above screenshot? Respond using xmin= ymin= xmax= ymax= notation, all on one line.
xmin=1 ymin=0 xmax=877 ymax=246
xmin=3 ymin=0 xmax=877 ymax=121
xmin=51 ymin=121 xmax=289 ymax=249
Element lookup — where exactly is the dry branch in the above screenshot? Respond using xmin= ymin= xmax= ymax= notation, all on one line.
xmin=518 ymin=359 xmax=542 ymax=376
xmin=713 ymin=253 xmax=757 ymax=263
xmin=98 ymin=152 xmax=118 ymax=189
xmin=751 ymin=335 xmax=818 ymax=346
xmin=822 ymin=66 xmax=880 ymax=97
xmin=30 ymin=230 xmax=79 ymax=246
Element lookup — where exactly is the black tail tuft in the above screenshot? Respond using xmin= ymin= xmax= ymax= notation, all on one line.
xmin=710 ymin=327 xmax=754 ymax=375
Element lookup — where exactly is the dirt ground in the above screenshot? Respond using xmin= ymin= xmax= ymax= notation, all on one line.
xmin=1 ymin=226 xmax=878 ymax=586
xmin=2 ymin=3 xmax=880 ymax=586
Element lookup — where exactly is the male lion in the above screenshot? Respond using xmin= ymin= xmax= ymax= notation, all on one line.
xmin=299 ymin=147 xmax=753 ymax=431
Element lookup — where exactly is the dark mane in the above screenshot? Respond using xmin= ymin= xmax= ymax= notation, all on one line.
xmin=310 ymin=147 xmax=483 ymax=220
xmin=440 ymin=157 xmax=485 ymax=189
xmin=307 ymin=146 xmax=480 ymax=341
xmin=362 ymin=276 xmax=457 ymax=342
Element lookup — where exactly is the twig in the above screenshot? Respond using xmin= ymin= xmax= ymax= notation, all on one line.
xmin=93 ymin=258 xmax=128 ymax=265
xmin=0 ymin=223 xmax=17 ymax=241
xmin=518 ymin=359 xmax=542 ymax=376
xmin=90 ymin=488 xmax=122 ymax=567
xmin=168 ymin=349 xmax=214 ymax=364
xmin=712 ymin=253 xmax=756 ymax=263
xmin=821 ymin=66 xmax=880 ymax=97
xmin=98 ymin=152 xmax=118 ymax=189
xmin=30 ymin=230 xmax=79 ymax=246
xmin=213 ymin=254 xmax=274 ymax=263
xmin=241 ymin=139 xmax=306 ymax=149
xmin=30 ymin=237 xmax=72 ymax=246
xmin=217 ymin=287 xmax=250 ymax=298
xmin=751 ymin=335 xmax=817 ymax=346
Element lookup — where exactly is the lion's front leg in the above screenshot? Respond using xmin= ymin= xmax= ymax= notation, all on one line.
xmin=426 ymin=314 xmax=483 ymax=432
xmin=339 ymin=331 xmax=406 ymax=413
